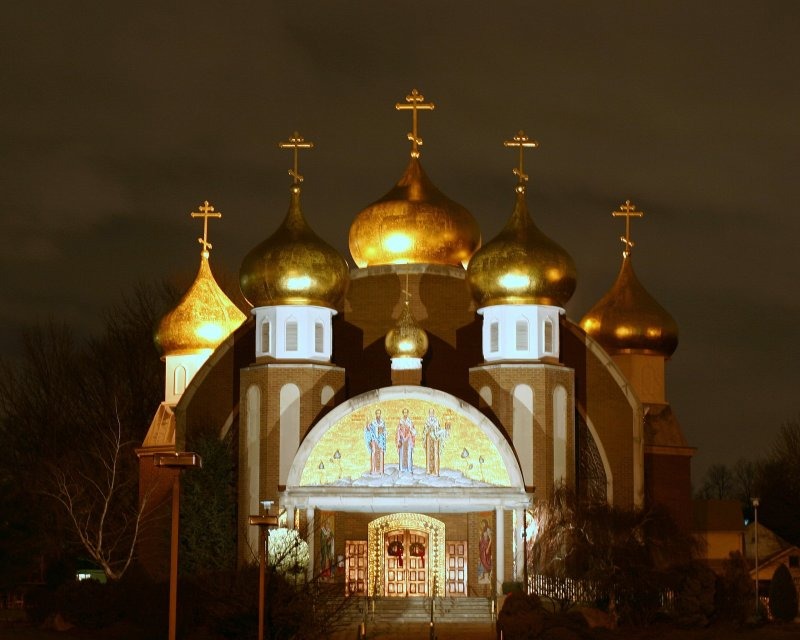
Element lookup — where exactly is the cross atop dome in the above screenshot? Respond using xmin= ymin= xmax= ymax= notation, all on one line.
xmin=396 ymin=89 xmax=435 ymax=158
xmin=503 ymin=130 xmax=539 ymax=193
xmin=612 ymin=200 xmax=644 ymax=258
xmin=190 ymin=200 xmax=222 ymax=258
xmin=279 ymin=132 xmax=314 ymax=187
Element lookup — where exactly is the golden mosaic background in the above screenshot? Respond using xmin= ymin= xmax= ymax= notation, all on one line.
xmin=299 ymin=398 xmax=510 ymax=486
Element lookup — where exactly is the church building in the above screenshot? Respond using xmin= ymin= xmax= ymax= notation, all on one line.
xmin=137 ymin=90 xmax=692 ymax=600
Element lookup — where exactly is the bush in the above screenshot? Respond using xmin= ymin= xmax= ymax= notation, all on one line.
xmin=55 ymin=579 xmax=121 ymax=629
xmin=769 ymin=563 xmax=798 ymax=622
xmin=715 ymin=551 xmax=753 ymax=623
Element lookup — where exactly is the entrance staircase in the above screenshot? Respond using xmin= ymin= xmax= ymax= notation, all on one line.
xmin=345 ymin=596 xmax=494 ymax=625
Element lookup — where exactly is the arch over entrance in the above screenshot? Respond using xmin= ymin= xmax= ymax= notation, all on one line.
xmin=367 ymin=513 xmax=445 ymax=597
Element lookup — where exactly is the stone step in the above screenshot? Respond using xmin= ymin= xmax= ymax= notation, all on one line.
xmin=343 ymin=597 xmax=494 ymax=625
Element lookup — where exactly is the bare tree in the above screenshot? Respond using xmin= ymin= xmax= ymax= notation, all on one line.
xmin=697 ymin=463 xmax=735 ymax=500
xmin=44 ymin=410 xmax=149 ymax=581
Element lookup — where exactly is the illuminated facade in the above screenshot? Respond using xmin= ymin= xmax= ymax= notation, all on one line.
xmin=138 ymin=91 xmax=693 ymax=599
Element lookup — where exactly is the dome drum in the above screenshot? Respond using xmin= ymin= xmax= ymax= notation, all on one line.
xmin=253 ymin=305 xmax=336 ymax=362
xmin=478 ymin=304 xmax=562 ymax=362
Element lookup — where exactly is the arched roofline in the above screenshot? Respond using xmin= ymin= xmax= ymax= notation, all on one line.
xmin=286 ymin=385 xmax=525 ymax=489
xmin=564 ymin=319 xmax=644 ymax=507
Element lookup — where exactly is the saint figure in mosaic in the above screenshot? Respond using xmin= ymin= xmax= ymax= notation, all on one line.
xmin=364 ymin=409 xmax=386 ymax=475
xmin=396 ymin=407 xmax=416 ymax=473
xmin=423 ymin=408 xmax=450 ymax=476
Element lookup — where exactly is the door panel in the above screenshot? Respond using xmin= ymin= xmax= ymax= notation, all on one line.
xmin=384 ymin=529 xmax=428 ymax=596
xmin=345 ymin=540 xmax=367 ymax=596
xmin=446 ymin=540 xmax=467 ymax=596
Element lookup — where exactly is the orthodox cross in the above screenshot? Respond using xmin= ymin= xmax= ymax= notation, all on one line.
xmin=279 ymin=132 xmax=314 ymax=185
xmin=503 ymin=131 xmax=539 ymax=192
xmin=190 ymin=200 xmax=222 ymax=256
xmin=612 ymin=200 xmax=644 ymax=258
xmin=396 ymin=89 xmax=435 ymax=158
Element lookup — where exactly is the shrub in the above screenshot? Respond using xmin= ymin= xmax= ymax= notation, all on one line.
xmin=769 ymin=563 xmax=798 ymax=622
xmin=715 ymin=551 xmax=753 ymax=623
xmin=55 ymin=579 xmax=121 ymax=629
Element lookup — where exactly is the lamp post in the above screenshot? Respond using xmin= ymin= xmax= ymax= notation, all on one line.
xmin=752 ymin=497 xmax=760 ymax=616
xmin=154 ymin=451 xmax=202 ymax=640
xmin=250 ymin=502 xmax=279 ymax=640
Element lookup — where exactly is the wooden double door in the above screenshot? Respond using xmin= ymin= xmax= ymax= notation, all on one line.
xmin=384 ymin=529 xmax=428 ymax=597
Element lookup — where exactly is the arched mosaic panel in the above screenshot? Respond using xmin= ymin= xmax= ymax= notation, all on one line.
xmin=298 ymin=396 xmax=512 ymax=488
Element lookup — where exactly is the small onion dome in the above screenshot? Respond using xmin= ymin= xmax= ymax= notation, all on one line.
xmin=466 ymin=189 xmax=576 ymax=307
xmin=349 ymin=157 xmax=481 ymax=268
xmin=240 ymin=186 xmax=349 ymax=308
xmin=580 ymin=256 xmax=678 ymax=357
xmin=385 ymin=301 xmax=429 ymax=359
xmin=155 ymin=256 xmax=246 ymax=357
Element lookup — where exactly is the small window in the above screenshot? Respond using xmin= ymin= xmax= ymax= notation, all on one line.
xmin=173 ymin=366 xmax=187 ymax=395
xmin=515 ymin=319 xmax=529 ymax=351
xmin=490 ymin=322 xmax=499 ymax=353
xmin=285 ymin=320 xmax=298 ymax=352
xmin=261 ymin=320 xmax=271 ymax=353
xmin=314 ymin=321 xmax=324 ymax=353
xmin=544 ymin=319 xmax=554 ymax=353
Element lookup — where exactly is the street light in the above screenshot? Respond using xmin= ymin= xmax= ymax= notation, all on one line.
xmin=154 ymin=451 xmax=202 ymax=640
xmin=250 ymin=502 xmax=279 ymax=640
xmin=752 ymin=497 xmax=760 ymax=617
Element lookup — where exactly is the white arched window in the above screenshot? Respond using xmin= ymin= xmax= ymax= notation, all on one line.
xmin=285 ymin=319 xmax=298 ymax=352
xmin=314 ymin=321 xmax=324 ymax=353
xmin=543 ymin=318 xmax=554 ymax=354
xmin=515 ymin=319 xmax=529 ymax=351
xmin=513 ymin=384 xmax=534 ymax=486
xmin=553 ymin=385 xmax=567 ymax=484
xmin=490 ymin=321 xmax=499 ymax=353
xmin=245 ymin=385 xmax=261 ymax=555
xmin=173 ymin=365 xmax=187 ymax=396
xmin=279 ymin=384 xmax=300 ymax=485
xmin=261 ymin=320 xmax=271 ymax=354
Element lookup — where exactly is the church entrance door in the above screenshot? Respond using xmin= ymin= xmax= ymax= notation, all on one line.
xmin=384 ymin=529 xmax=428 ymax=597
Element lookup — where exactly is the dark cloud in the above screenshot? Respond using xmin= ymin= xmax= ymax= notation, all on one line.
xmin=2 ymin=1 xmax=799 ymax=483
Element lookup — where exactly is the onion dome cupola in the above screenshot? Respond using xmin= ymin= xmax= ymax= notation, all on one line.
xmin=239 ymin=133 xmax=349 ymax=362
xmin=580 ymin=200 xmax=678 ymax=358
xmin=466 ymin=132 xmax=576 ymax=362
xmin=155 ymin=201 xmax=246 ymax=404
xmin=349 ymin=89 xmax=481 ymax=268
xmin=385 ymin=278 xmax=429 ymax=382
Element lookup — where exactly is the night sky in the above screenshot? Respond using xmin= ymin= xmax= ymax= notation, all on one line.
xmin=3 ymin=2 xmax=798 ymax=484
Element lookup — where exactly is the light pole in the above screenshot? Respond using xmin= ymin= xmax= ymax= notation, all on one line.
xmin=752 ymin=497 xmax=760 ymax=616
xmin=154 ymin=451 xmax=202 ymax=640
xmin=250 ymin=502 xmax=279 ymax=640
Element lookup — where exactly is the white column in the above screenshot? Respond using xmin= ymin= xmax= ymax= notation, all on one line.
xmin=306 ymin=507 xmax=315 ymax=582
xmin=285 ymin=506 xmax=295 ymax=530
xmin=514 ymin=507 xmax=524 ymax=581
xmin=495 ymin=506 xmax=505 ymax=589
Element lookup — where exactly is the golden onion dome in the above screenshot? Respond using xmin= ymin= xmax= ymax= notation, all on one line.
xmin=385 ymin=300 xmax=429 ymax=359
xmin=580 ymin=254 xmax=678 ymax=357
xmin=466 ymin=189 xmax=576 ymax=307
xmin=240 ymin=185 xmax=349 ymax=308
xmin=155 ymin=255 xmax=247 ymax=357
xmin=349 ymin=157 xmax=482 ymax=268
xmin=580 ymin=200 xmax=678 ymax=357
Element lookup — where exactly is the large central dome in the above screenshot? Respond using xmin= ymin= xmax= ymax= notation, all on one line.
xmin=349 ymin=157 xmax=481 ymax=268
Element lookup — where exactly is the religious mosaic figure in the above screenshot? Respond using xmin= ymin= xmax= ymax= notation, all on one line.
xmin=478 ymin=518 xmax=493 ymax=584
xmin=396 ymin=407 xmax=416 ymax=473
xmin=320 ymin=521 xmax=335 ymax=580
xmin=423 ymin=408 xmax=450 ymax=476
xmin=364 ymin=409 xmax=386 ymax=475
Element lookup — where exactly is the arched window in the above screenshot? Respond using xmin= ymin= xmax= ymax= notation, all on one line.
xmin=173 ymin=365 xmax=187 ymax=396
xmin=515 ymin=319 xmax=529 ymax=351
xmin=314 ymin=321 xmax=324 ymax=353
xmin=490 ymin=321 xmax=499 ymax=353
xmin=553 ymin=385 xmax=567 ymax=484
xmin=543 ymin=318 xmax=554 ymax=354
xmin=279 ymin=384 xmax=300 ymax=485
xmin=261 ymin=320 xmax=271 ymax=354
xmin=245 ymin=386 xmax=261 ymax=555
xmin=513 ymin=384 xmax=534 ymax=486
xmin=285 ymin=319 xmax=298 ymax=352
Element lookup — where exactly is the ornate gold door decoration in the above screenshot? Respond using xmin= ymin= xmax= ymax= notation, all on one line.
xmin=367 ymin=513 xmax=445 ymax=597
